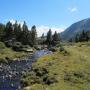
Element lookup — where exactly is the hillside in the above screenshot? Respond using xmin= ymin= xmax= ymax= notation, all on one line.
xmin=21 ymin=42 xmax=90 ymax=90
xmin=61 ymin=18 xmax=90 ymax=40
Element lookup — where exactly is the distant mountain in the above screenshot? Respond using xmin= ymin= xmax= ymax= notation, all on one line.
xmin=60 ymin=18 xmax=90 ymax=40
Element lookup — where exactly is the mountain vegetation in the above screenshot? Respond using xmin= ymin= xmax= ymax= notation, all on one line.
xmin=61 ymin=18 xmax=90 ymax=41
xmin=0 ymin=21 xmax=37 ymax=47
xmin=21 ymin=42 xmax=90 ymax=90
xmin=0 ymin=18 xmax=90 ymax=90
xmin=0 ymin=21 xmax=60 ymax=48
xmin=0 ymin=20 xmax=61 ymax=63
xmin=74 ymin=30 xmax=90 ymax=42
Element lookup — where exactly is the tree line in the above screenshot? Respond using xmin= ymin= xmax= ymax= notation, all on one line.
xmin=69 ymin=30 xmax=90 ymax=42
xmin=0 ymin=21 xmax=37 ymax=47
xmin=0 ymin=21 xmax=60 ymax=47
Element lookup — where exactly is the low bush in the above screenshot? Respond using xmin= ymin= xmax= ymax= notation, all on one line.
xmin=0 ymin=42 xmax=6 ymax=49
xmin=64 ymin=71 xmax=90 ymax=84
xmin=0 ymin=58 xmax=8 ymax=64
xmin=59 ymin=46 xmax=70 ymax=56
xmin=33 ymin=67 xmax=48 ymax=77
xmin=59 ymin=46 xmax=65 ymax=52
xmin=43 ymin=75 xmax=58 ymax=85
xmin=12 ymin=42 xmax=23 ymax=51
xmin=4 ymin=40 xmax=13 ymax=47
xmin=49 ymin=47 xmax=57 ymax=52
xmin=21 ymin=67 xmax=58 ymax=87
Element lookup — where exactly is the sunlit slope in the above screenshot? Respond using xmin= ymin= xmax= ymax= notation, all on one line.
xmin=22 ymin=42 xmax=90 ymax=90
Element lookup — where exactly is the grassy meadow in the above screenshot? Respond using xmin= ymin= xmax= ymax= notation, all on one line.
xmin=0 ymin=42 xmax=28 ymax=63
xmin=22 ymin=42 xmax=90 ymax=90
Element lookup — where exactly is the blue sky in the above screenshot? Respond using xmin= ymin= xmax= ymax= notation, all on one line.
xmin=0 ymin=0 xmax=90 ymax=36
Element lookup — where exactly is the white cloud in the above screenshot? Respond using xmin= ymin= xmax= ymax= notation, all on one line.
xmin=10 ymin=19 xmax=16 ymax=24
xmin=68 ymin=7 xmax=78 ymax=12
xmin=36 ymin=25 xmax=65 ymax=37
xmin=10 ymin=19 xmax=24 ymax=27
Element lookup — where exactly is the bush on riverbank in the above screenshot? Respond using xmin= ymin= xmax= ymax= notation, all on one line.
xmin=21 ymin=67 xmax=57 ymax=87
xmin=59 ymin=46 xmax=70 ymax=56
xmin=12 ymin=42 xmax=23 ymax=51
xmin=0 ymin=58 xmax=8 ymax=63
xmin=21 ymin=66 xmax=58 ymax=87
xmin=0 ymin=42 xmax=6 ymax=49
xmin=0 ymin=41 xmax=33 ymax=63
xmin=0 ymin=47 xmax=27 ymax=63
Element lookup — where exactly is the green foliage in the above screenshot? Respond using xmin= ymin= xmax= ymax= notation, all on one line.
xmin=59 ymin=46 xmax=70 ymax=56
xmin=31 ymin=25 xmax=37 ymax=46
xmin=52 ymin=31 xmax=60 ymax=46
xmin=21 ymin=66 xmax=58 ymax=87
xmin=12 ymin=42 xmax=23 ymax=51
xmin=20 ymin=21 xmax=29 ymax=45
xmin=46 ymin=29 xmax=52 ymax=46
xmin=75 ymin=30 xmax=90 ymax=42
xmin=0 ymin=21 xmax=38 ymax=47
xmin=21 ymin=42 xmax=90 ymax=90
xmin=59 ymin=46 xmax=65 ymax=52
xmin=0 ymin=58 xmax=8 ymax=64
xmin=49 ymin=47 xmax=57 ymax=52
xmin=64 ymin=71 xmax=90 ymax=85
xmin=0 ymin=24 xmax=5 ymax=41
xmin=0 ymin=42 xmax=6 ymax=49
xmin=4 ymin=21 xmax=14 ymax=40
xmin=46 ymin=30 xmax=61 ymax=47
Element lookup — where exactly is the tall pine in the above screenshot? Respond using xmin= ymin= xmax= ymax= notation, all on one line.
xmin=31 ymin=25 xmax=37 ymax=46
xmin=53 ymin=31 xmax=60 ymax=46
xmin=46 ymin=29 xmax=52 ymax=46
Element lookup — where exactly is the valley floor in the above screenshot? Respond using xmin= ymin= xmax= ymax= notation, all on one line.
xmin=22 ymin=42 xmax=90 ymax=90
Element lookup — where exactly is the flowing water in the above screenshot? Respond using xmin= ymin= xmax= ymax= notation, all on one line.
xmin=0 ymin=50 xmax=52 ymax=90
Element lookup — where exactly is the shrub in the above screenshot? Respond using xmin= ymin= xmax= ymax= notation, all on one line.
xmin=32 ymin=67 xmax=48 ymax=77
xmin=0 ymin=58 xmax=8 ymax=64
xmin=64 ymin=71 xmax=90 ymax=84
xmin=12 ymin=42 xmax=23 ymax=51
xmin=59 ymin=46 xmax=70 ymax=56
xmin=21 ymin=67 xmax=58 ymax=86
xmin=20 ymin=80 xmax=29 ymax=87
xmin=4 ymin=40 xmax=13 ymax=47
xmin=49 ymin=47 xmax=57 ymax=52
xmin=59 ymin=46 xmax=65 ymax=52
xmin=43 ymin=75 xmax=58 ymax=85
xmin=0 ymin=42 xmax=6 ymax=49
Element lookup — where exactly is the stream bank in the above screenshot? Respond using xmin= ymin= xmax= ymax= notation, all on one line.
xmin=0 ymin=50 xmax=52 ymax=90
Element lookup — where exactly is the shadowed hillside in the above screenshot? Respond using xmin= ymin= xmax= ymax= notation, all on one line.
xmin=61 ymin=18 xmax=90 ymax=40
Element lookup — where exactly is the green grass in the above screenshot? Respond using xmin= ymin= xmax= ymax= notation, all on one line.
xmin=0 ymin=48 xmax=27 ymax=59
xmin=22 ymin=42 xmax=90 ymax=90
xmin=0 ymin=42 xmax=28 ymax=63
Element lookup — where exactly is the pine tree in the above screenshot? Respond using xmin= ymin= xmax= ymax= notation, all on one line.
xmin=41 ymin=33 xmax=45 ymax=45
xmin=75 ymin=30 xmax=90 ymax=42
xmin=4 ymin=21 xmax=14 ymax=40
xmin=21 ymin=21 xmax=29 ymax=45
xmin=75 ymin=33 xmax=79 ymax=42
xmin=0 ymin=23 xmax=5 ymax=41
xmin=46 ymin=29 xmax=52 ymax=46
xmin=13 ymin=21 xmax=19 ymax=39
xmin=31 ymin=25 xmax=37 ymax=46
xmin=53 ymin=31 xmax=60 ymax=46
xmin=41 ymin=33 xmax=44 ymax=39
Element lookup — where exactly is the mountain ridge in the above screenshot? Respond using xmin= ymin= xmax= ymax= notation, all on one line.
xmin=60 ymin=18 xmax=90 ymax=40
